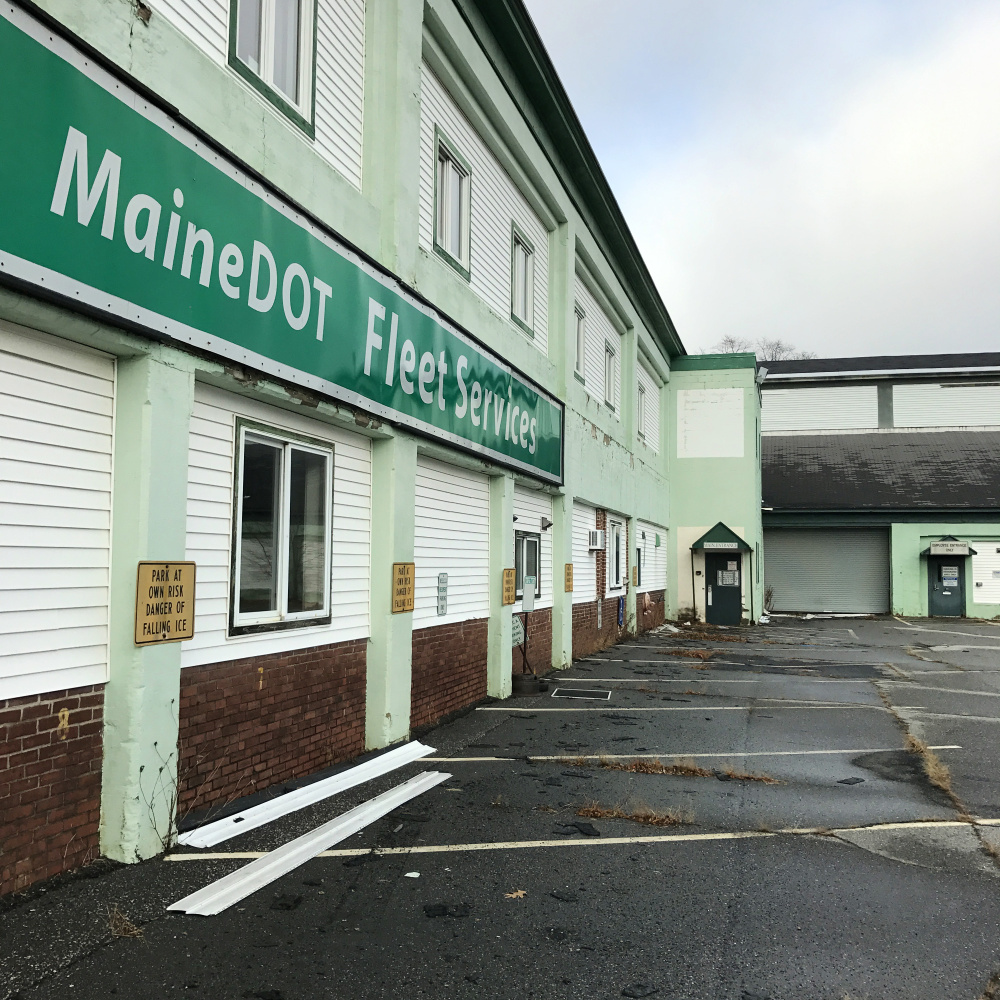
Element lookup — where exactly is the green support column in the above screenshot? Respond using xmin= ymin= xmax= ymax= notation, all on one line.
xmin=626 ymin=515 xmax=639 ymax=635
xmin=101 ymin=354 xmax=194 ymax=862
xmin=550 ymin=492 xmax=573 ymax=669
xmin=487 ymin=474 xmax=515 ymax=698
xmin=366 ymin=432 xmax=418 ymax=749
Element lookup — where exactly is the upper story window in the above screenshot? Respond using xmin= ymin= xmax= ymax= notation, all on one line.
xmin=514 ymin=530 xmax=541 ymax=600
xmin=604 ymin=342 xmax=616 ymax=410
xmin=637 ymin=383 xmax=646 ymax=439
xmin=510 ymin=225 xmax=535 ymax=334
xmin=230 ymin=0 xmax=316 ymax=134
xmin=434 ymin=130 xmax=472 ymax=278
xmin=574 ymin=307 xmax=586 ymax=380
xmin=232 ymin=421 xmax=333 ymax=634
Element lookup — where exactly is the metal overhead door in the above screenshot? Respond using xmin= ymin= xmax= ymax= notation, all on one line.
xmin=764 ymin=528 xmax=890 ymax=613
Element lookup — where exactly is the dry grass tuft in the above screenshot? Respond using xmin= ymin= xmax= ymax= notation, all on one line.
xmin=979 ymin=969 xmax=1000 ymax=1000
xmin=904 ymin=734 xmax=954 ymax=794
xmin=718 ymin=764 xmax=783 ymax=785
xmin=681 ymin=689 xmax=707 ymax=696
xmin=108 ymin=904 xmax=143 ymax=940
xmin=599 ymin=756 xmax=713 ymax=778
xmin=577 ymin=800 xmax=692 ymax=828
xmin=664 ymin=649 xmax=714 ymax=661
xmin=534 ymin=804 xmax=557 ymax=814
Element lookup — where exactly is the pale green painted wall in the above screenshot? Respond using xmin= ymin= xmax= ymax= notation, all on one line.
xmin=891 ymin=523 xmax=1000 ymax=619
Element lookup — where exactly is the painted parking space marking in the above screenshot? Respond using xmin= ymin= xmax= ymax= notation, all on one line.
xmin=165 ymin=816 xmax=999 ymax=863
xmin=423 ymin=746 xmax=961 ymax=762
xmin=881 ymin=682 xmax=1000 ymax=699
xmin=479 ymin=703 xmax=890 ymax=713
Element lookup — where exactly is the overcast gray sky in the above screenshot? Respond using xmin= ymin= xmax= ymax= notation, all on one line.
xmin=524 ymin=0 xmax=1000 ymax=358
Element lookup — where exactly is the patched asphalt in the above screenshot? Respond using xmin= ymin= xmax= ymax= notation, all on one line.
xmin=6 ymin=617 xmax=1000 ymax=999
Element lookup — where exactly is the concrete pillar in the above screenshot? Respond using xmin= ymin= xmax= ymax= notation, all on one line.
xmin=626 ymin=515 xmax=639 ymax=634
xmin=487 ymin=474 xmax=515 ymax=698
xmin=550 ymin=492 xmax=574 ymax=669
xmin=366 ymin=431 xmax=418 ymax=749
xmin=101 ymin=354 xmax=194 ymax=862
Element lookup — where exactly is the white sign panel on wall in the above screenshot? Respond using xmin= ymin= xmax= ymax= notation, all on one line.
xmin=677 ymin=389 xmax=745 ymax=459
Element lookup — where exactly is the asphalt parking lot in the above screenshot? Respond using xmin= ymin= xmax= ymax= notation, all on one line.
xmin=6 ymin=616 xmax=1000 ymax=1000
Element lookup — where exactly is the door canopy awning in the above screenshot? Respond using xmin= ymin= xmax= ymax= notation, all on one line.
xmin=690 ymin=522 xmax=752 ymax=552
xmin=919 ymin=534 xmax=977 ymax=557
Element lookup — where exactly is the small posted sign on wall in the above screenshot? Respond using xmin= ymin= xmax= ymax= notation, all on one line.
xmin=564 ymin=563 xmax=574 ymax=593
xmin=502 ymin=568 xmax=516 ymax=606
xmin=392 ymin=562 xmax=415 ymax=614
xmin=134 ymin=562 xmax=196 ymax=645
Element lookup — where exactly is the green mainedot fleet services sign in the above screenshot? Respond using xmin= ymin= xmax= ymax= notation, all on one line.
xmin=0 ymin=8 xmax=563 ymax=483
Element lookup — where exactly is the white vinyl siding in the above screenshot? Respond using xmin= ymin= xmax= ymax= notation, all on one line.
xmin=0 ymin=323 xmax=115 ymax=700
xmin=972 ymin=543 xmax=1000 ymax=605
xmin=571 ymin=501 xmax=597 ymax=605
xmin=512 ymin=485 xmax=553 ymax=612
xmin=574 ymin=273 xmax=620 ymax=416
xmin=418 ymin=62 xmax=550 ymax=353
xmin=894 ymin=384 xmax=1000 ymax=428
xmin=181 ymin=383 xmax=371 ymax=667
xmin=152 ymin=0 xmax=365 ymax=189
xmin=413 ymin=457 xmax=490 ymax=626
xmin=761 ymin=386 xmax=878 ymax=432
xmin=636 ymin=362 xmax=660 ymax=452
xmin=636 ymin=521 xmax=667 ymax=593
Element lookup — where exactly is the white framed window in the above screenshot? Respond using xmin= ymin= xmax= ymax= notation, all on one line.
xmin=608 ymin=520 xmax=624 ymax=591
xmin=604 ymin=342 xmax=616 ymax=409
xmin=637 ymin=383 xmax=646 ymax=439
xmin=231 ymin=0 xmax=316 ymax=130
xmin=574 ymin=307 xmax=586 ymax=379
xmin=231 ymin=421 xmax=333 ymax=633
xmin=635 ymin=545 xmax=643 ymax=588
xmin=511 ymin=226 xmax=535 ymax=333
xmin=434 ymin=130 xmax=471 ymax=277
xmin=515 ymin=530 xmax=542 ymax=599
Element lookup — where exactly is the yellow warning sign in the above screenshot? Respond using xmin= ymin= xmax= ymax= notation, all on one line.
xmin=134 ymin=562 xmax=196 ymax=645
xmin=502 ymin=568 xmax=517 ymax=606
xmin=392 ymin=562 xmax=415 ymax=613
xmin=564 ymin=563 xmax=574 ymax=593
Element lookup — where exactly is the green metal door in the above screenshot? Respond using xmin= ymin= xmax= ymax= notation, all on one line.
xmin=706 ymin=553 xmax=742 ymax=625
xmin=928 ymin=557 xmax=965 ymax=617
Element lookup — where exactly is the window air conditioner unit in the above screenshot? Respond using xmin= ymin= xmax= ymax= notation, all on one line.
xmin=588 ymin=530 xmax=605 ymax=550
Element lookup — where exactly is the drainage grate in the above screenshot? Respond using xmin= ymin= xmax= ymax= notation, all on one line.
xmin=551 ymin=688 xmax=612 ymax=701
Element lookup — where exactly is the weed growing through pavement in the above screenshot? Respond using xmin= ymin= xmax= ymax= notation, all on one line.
xmin=108 ymin=904 xmax=144 ymax=940
xmin=559 ymin=755 xmax=782 ymax=784
xmin=577 ymin=799 xmax=693 ymax=828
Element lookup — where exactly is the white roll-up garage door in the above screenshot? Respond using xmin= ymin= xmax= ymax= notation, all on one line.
xmin=764 ymin=528 xmax=890 ymax=613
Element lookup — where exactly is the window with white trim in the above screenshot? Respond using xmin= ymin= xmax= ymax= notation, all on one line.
xmin=635 ymin=545 xmax=643 ymax=588
xmin=637 ymin=383 xmax=646 ymax=439
xmin=511 ymin=227 xmax=535 ymax=332
xmin=232 ymin=422 xmax=333 ymax=632
xmin=231 ymin=0 xmax=315 ymax=127
xmin=515 ymin=530 xmax=541 ymax=599
xmin=608 ymin=520 xmax=623 ymax=591
xmin=604 ymin=342 xmax=616 ymax=408
xmin=435 ymin=132 xmax=471 ymax=274
xmin=574 ymin=307 xmax=586 ymax=378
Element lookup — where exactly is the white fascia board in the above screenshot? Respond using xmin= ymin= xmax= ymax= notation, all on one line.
xmin=177 ymin=741 xmax=436 ymax=849
xmin=169 ymin=771 xmax=451 ymax=916
xmin=765 ymin=367 xmax=1000 ymax=382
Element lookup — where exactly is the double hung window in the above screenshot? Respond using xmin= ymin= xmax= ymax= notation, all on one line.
xmin=608 ymin=521 xmax=623 ymax=590
xmin=574 ymin=308 xmax=586 ymax=379
xmin=434 ymin=132 xmax=471 ymax=276
xmin=604 ymin=343 xmax=616 ymax=409
xmin=510 ymin=226 xmax=535 ymax=333
xmin=231 ymin=0 xmax=315 ymax=130
xmin=637 ymin=383 xmax=646 ymax=439
xmin=232 ymin=423 xmax=333 ymax=632
xmin=514 ymin=530 xmax=541 ymax=600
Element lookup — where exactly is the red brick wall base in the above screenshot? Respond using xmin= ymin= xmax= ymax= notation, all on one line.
xmin=637 ymin=589 xmax=666 ymax=632
xmin=176 ymin=639 xmax=366 ymax=818
xmin=572 ymin=596 xmax=631 ymax=659
xmin=513 ymin=607 xmax=552 ymax=674
xmin=0 ymin=686 xmax=104 ymax=897
xmin=410 ymin=619 xmax=488 ymax=731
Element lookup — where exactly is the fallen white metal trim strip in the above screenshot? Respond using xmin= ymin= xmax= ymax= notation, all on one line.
xmin=177 ymin=741 xmax=436 ymax=849
xmin=168 ymin=771 xmax=450 ymax=915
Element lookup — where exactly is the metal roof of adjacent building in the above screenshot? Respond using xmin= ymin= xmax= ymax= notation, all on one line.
xmin=764 ymin=353 xmax=1000 ymax=379
xmin=762 ymin=431 xmax=1000 ymax=511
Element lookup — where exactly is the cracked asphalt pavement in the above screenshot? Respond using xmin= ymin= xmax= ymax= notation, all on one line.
xmin=5 ymin=616 xmax=1000 ymax=999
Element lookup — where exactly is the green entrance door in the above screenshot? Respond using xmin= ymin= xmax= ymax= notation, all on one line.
xmin=928 ymin=556 xmax=965 ymax=617
xmin=706 ymin=553 xmax=742 ymax=625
